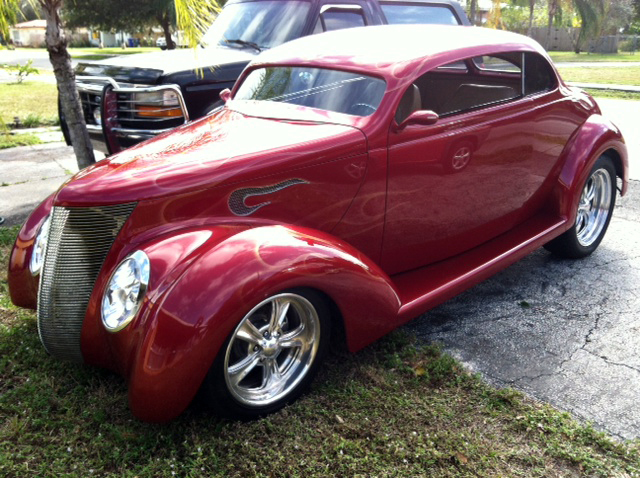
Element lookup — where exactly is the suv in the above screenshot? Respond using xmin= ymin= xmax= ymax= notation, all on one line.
xmin=65 ymin=0 xmax=469 ymax=154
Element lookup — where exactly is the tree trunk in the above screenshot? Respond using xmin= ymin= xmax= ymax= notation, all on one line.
xmin=469 ymin=0 xmax=477 ymax=26
xmin=40 ymin=0 xmax=95 ymax=169
xmin=159 ymin=12 xmax=175 ymax=50
xmin=546 ymin=0 xmax=557 ymax=49
xmin=527 ymin=0 xmax=535 ymax=36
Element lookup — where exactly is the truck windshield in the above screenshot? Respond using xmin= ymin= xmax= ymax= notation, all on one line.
xmin=235 ymin=67 xmax=387 ymax=117
xmin=202 ymin=0 xmax=311 ymax=50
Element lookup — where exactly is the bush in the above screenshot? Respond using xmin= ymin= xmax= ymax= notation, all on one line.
xmin=69 ymin=38 xmax=93 ymax=48
xmin=619 ymin=37 xmax=639 ymax=52
xmin=0 ymin=60 xmax=39 ymax=84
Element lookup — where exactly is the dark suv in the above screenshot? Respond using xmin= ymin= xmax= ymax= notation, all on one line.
xmin=66 ymin=0 xmax=469 ymax=154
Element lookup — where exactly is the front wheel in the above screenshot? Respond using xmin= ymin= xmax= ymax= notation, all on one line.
xmin=203 ymin=289 xmax=330 ymax=419
xmin=544 ymin=155 xmax=616 ymax=258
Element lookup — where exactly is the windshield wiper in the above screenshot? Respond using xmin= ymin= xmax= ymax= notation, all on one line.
xmin=223 ymin=38 xmax=263 ymax=53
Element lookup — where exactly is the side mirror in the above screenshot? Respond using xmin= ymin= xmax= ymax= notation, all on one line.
xmin=220 ymin=88 xmax=232 ymax=103
xmin=399 ymin=110 xmax=439 ymax=130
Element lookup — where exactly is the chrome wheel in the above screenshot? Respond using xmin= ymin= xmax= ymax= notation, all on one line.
xmin=224 ymin=293 xmax=321 ymax=407
xmin=576 ymin=168 xmax=613 ymax=247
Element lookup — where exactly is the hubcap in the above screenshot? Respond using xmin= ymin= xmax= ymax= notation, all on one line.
xmin=576 ymin=168 xmax=612 ymax=247
xmin=224 ymin=293 xmax=320 ymax=407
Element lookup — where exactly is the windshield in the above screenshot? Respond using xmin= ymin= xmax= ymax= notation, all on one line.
xmin=202 ymin=0 xmax=311 ymax=50
xmin=235 ymin=67 xmax=387 ymax=117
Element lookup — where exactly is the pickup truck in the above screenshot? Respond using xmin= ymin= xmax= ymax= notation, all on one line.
xmin=64 ymin=0 xmax=470 ymax=154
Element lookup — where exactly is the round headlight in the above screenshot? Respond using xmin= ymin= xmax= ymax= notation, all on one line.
xmin=30 ymin=215 xmax=51 ymax=276
xmin=101 ymin=250 xmax=150 ymax=332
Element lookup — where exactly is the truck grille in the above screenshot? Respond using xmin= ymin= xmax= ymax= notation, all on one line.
xmin=37 ymin=203 xmax=136 ymax=361
xmin=76 ymin=78 xmax=186 ymax=131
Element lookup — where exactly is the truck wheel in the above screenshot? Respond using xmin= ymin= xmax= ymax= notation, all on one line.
xmin=544 ymin=155 xmax=616 ymax=259
xmin=203 ymin=289 xmax=330 ymax=419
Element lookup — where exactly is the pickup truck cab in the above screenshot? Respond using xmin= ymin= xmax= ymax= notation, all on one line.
xmin=65 ymin=0 xmax=469 ymax=154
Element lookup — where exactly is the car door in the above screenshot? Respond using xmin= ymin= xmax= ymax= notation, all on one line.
xmin=382 ymin=53 xmax=556 ymax=275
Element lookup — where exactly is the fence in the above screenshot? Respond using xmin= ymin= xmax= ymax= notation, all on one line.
xmin=530 ymin=27 xmax=639 ymax=54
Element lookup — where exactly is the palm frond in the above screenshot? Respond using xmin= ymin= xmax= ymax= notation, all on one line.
xmin=174 ymin=0 xmax=221 ymax=48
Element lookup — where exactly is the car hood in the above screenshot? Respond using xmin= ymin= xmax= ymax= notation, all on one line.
xmin=55 ymin=108 xmax=367 ymax=205
xmin=75 ymin=46 xmax=257 ymax=83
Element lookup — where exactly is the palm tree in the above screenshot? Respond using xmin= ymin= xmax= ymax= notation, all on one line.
xmin=1 ymin=0 xmax=220 ymax=170
xmin=573 ymin=0 xmax=605 ymax=52
xmin=527 ymin=0 xmax=536 ymax=35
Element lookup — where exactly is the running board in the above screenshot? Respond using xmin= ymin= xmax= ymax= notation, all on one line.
xmin=392 ymin=213 xmax=569 ymax=322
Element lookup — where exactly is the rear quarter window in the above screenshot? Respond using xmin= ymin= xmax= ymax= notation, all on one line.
xmin=380 ymin=3 xmax=459 ymax=25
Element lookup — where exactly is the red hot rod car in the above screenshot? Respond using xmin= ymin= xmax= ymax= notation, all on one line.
xmin=9 ymin=25 xmax=628 ymax=422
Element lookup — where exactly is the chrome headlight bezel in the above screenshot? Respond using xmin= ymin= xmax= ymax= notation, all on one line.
xmin=29 ymin=215 xmax=51 ymax=276
xmin=101 ymin=250 xmax=151 ymax=333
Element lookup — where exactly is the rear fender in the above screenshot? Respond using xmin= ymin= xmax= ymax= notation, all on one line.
xmin=126 ymin=225 xmax=400 ymax=422
xmin=551 ymin=114 xmax=628 ymax=226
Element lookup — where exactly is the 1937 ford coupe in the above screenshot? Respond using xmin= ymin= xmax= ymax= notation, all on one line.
xmin=8 ymin=25 xmax=628 ymax=422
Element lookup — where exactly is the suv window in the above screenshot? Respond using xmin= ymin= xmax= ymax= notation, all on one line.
xmin=314 ymin=5 xmax=367 ymax=32
xmin=201 ymin=0 xmax=312 ymax=49
xmin=381 ymin=3 xmax=459 ymax=25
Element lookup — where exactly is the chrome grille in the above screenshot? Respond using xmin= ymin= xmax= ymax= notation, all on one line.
xmin=37 ymin=203 xmax=136 ymax=361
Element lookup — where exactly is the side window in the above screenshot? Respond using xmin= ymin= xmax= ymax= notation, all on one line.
xmin=524 ymin=52 xmax=557 ymax=95
xmin=314 ymin=5 xmax=366 ymax=33
xmin=409 ymin=53 xmax=524 ymax=117
xmin=380 ymin=4 xmax=459 ymax=25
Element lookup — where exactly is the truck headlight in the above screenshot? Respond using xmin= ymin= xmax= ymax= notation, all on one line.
xmin=30 ymin=215 xmax=51 ymax=276
xmin=101 ymin=250 xmax=150 ymax=332
xmin=134 ymin=89 xmax=183 ymax=118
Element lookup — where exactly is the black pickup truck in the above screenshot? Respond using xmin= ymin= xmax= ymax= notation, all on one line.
xmin=67 ymin=0 xmax=470 ymax=154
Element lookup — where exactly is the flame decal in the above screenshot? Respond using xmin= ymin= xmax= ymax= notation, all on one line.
xmin=228 ymin=179 xmax=309 ymax=216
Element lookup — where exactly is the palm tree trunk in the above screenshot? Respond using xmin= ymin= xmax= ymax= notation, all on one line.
xmin=469 ymin=0 xmax=478 ymax=25
xmin=528 ymin=0 xmax=536 ymax=36
xmin=40 ymin=0 xmax=95 ymax=169
xmin=159 ymin=11 xmax=175 ymax=50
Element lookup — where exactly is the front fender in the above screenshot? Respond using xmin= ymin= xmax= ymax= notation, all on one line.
xmin=8 ymin=194 xmax=55 ymax=309
xmin=551 ymin=114 xmax=628 ymax=226
xmin=124 ymin=225 xmax=400 ymax=422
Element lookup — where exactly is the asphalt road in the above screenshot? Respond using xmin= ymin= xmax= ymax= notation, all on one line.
xmin=407 ymin=180 xmax=640 ymax=440
xmin=0 ymin=49 xmax=60 ymax=70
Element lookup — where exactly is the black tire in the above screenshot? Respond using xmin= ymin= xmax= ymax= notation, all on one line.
xmin=202 ymin=288 xmax=331 ymax=419
xmin=544 ymin=155 xmax=616 ymax=259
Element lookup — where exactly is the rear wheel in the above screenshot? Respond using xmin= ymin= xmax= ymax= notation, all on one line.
xmin=203 ymin=289 xmax=330 ymax=419
xmin=545 ymin=155 xmax=616 ymax=258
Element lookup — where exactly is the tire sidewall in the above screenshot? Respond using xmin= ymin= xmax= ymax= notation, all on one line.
xmin=569 ymin=155 xmax=617 ymax=257
xmin=203 ymin=288 xmax=331 ymax=419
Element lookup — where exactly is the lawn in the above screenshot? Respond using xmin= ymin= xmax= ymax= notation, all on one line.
xmin=548 ymin=51 xmax=640 ymax=62
xmin=557 ymin=66 xmax=640 ymax=86
xmin=1 ymin=226 xmax=639 ymax=477
xmin=0 ymin=81 xmax=58 ymax=126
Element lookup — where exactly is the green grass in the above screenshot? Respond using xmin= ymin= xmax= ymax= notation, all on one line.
xmin=585 ymin=89 xmax=640 ymax=100
xmin=0 ymin=81 xmax=58 ymax=126
xmin=1 ymin=228 xmax=640 ymax=477
xmin=549 ymin=51 xmax=640 ymax=62
xmin=0 ymin=133 xmax=41 ymax=149
xmin=69 ymin=47 xmax=158 ymax=57
xmin=557 ymin=66 xmax=640 ymax=85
